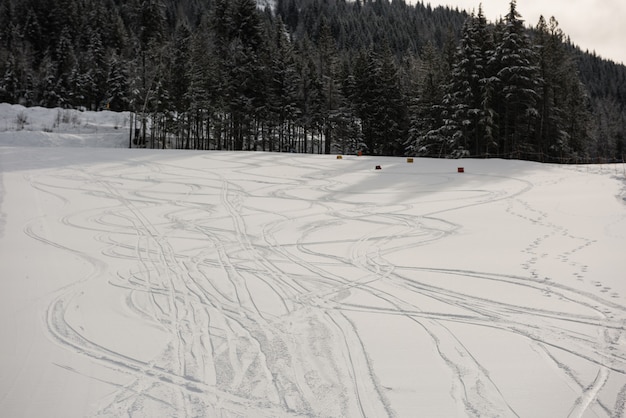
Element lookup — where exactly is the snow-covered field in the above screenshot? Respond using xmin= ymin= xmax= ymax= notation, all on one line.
xmin=1 ymin=104 xmax=626 ymax=417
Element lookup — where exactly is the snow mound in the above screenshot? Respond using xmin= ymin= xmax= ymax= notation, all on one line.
xmin=0 ymin=103 xmax=130 ymax=148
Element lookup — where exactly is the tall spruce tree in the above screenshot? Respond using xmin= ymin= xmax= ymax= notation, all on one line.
xmin=535 ymin=16 xmax=573 ymax=159
xmin=316 ymin=18 xmax=343 ymax=155
xmin=266 ymin=16 xmax=300 ymax=152
xmin=226 ymin=0 xmax=265 ymax=151
xmin=105 ymin=54 xmax=129 ymax=111
xmin=440 ymin=7 xmax=495 ymax=157
xmin=352 ymin=45 xmax=407 ymax=155
xmin=405 ymin=42 xmax=447 ymax=156
xmin=376 ymin=45 xmax=408 ymax=155
xmin=492 ymin=0 xmax=540 ymax=157
xmin=129 ymin=0 xmax=167 ymax=146
xmin=535 ymin=16 xmax=591 ymax=160
xmin=185 ymin=22 xmax=218 ymax=150
xmin=295 ymin=36 xmax=324 ymax=154
xmin=0 ymin=54 xmax=19 ymax=103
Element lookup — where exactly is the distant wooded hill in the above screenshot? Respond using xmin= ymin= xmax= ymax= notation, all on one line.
xmin=0 ymin=0 xmax=624 ymax=161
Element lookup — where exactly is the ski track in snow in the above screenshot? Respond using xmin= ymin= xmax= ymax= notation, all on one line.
xmin=18 ymin=152 xmax=626 ymax=417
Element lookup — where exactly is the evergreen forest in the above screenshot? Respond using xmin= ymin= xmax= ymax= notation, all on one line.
xmin=0 ymin=0 xmax=625 ymax=162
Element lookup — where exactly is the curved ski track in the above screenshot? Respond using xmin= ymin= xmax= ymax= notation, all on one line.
xmin=22 ymin=153 xmax=626 ymax=417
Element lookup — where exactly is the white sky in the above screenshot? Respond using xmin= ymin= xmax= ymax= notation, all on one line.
xmin=417 ymin=0 xmax=626 ymax=64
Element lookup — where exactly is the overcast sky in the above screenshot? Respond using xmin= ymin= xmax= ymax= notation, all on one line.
xmin=416 ymin=0 xmax=626 ymax=64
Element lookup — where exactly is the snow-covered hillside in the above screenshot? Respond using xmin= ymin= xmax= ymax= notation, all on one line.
xmin=0 ymin=103 xmax=130 ymax=148
xmin=1 ymin=104 xmax=626 ymax=417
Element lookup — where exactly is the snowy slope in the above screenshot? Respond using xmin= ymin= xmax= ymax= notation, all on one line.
xmin=0 ymin=103 xmax=130 ymax=148
xmin=1 ymin=104 xmax=626 ymax=417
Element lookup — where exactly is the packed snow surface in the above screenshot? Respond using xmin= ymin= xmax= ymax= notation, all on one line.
xmin=1 ymin=104 xmax=626 ymax=417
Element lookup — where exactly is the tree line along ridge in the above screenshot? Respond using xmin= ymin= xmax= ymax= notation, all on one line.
xmin=0 ymin=0 xmax=624 ymax=162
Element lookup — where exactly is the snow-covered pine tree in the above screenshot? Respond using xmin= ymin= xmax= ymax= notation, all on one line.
xmin=185 ymin=22 xmax=217 ymax=150
xmin=266 ymin=15 xmax=300 ymax=152
xmin=439 ymin=6 xmax=496 ymax=158
xmin=0 ymin=54 xmax=18 ymax=103
xmin=376 ymin=45 xmax=408 ymax=155
xmin=105 ymin=54 xmax=129 ymax=112
xmin=294 ymin=36 xmax=324 ymax=154
xmin=492 ymin=0 xmax=540 ymax=158
xmin=534 ymin=16 xmax=591 ymax=161
xmin=225 ymin=0 xmax=265 ymax=151
xmin=316 ymin=17 xmax=344 ymax=155
xmin=405 ymin=42 xmax=447 ymax=157
xmin=351 ymin=45 xmax=407 ymax=155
